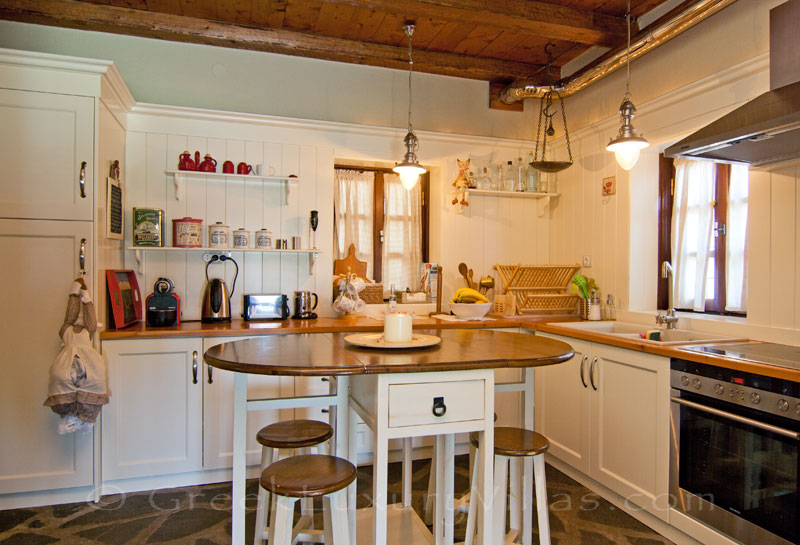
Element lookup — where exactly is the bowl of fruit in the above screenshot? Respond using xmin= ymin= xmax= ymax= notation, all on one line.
xmin=450 ymin=288 xmax=492 ymax=319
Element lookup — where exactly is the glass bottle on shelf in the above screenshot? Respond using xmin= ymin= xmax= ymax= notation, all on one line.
xmin=491 ymin=163 xmax=502 ymax=190
xmin=526 ymin=151 xmax=539 ymax=192
xmin=479 ymin=166 xmax=491 ymax=190
xmin=516 ymin=157 xmax=525 ymax=191
xmin=504 ymin=160 xmax=515 ymax=192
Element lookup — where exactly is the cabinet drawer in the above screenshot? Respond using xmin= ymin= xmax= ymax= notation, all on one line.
xmin=388 ymin=380 xmax=485 ymax=428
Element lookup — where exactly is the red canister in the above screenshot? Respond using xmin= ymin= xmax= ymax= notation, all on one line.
xmin=172 ymin=217 xmax=203 ymax=247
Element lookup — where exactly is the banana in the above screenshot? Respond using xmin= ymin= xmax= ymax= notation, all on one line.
xmin=451 ymin=287 xmax=489 ymax=304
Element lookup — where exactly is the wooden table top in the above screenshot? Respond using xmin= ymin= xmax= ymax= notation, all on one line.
xmin=203 ymin=329 xmax=575 ymax=376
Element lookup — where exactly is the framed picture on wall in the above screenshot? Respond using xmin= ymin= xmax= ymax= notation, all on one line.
xmin=106 ymin=269 xmax=142 ymax=329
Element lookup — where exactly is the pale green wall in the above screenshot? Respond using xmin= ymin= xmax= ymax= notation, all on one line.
xmin=0 ymin=20 xmax=537 ymax=140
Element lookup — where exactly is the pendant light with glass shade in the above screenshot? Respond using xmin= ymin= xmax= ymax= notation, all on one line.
xmin=607 ymin=0 xmax=649 ymax=171
xmin=393 ymin=23 xmax=426 ymax=190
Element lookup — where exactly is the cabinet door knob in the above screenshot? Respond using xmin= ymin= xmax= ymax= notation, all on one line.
xmin=207 ymin=365 xmax=213 ymax=384
xmin=79 ymin=161 xmax=87 ymax=198
xmin=432 ymin=396 xmax=446 ymax=417
xmin=579 ymin=355 xmax=588 ymax=388
xmin=192 ymin=351 xmax=198 ymax=384
xmin=589 ymin=357 xmax=598 ymax=391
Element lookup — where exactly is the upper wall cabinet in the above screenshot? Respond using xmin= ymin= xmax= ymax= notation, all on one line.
xmin=0 ymin=88 xmax=94 ymax=220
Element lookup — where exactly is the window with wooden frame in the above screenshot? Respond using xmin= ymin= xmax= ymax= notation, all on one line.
xmin=658 ymin=154 xmax=748 ymax=315
xmin=333 ymin=165 xmax=430 ymax=293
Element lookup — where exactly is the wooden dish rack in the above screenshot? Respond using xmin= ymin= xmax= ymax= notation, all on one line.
xmin=494 ymin=264 xmax=581 ymax=314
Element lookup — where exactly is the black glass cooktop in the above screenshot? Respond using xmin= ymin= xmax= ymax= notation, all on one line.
xmin=682 ymin=343 xmax=800 ymax=371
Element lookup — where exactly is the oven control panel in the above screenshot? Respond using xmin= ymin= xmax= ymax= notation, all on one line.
xmin=671 ymin=359 xmax=800 ymax=422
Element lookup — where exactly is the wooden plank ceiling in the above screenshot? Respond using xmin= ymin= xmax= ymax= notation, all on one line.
xmin=0 ymin=0 xmax=675 ymax=85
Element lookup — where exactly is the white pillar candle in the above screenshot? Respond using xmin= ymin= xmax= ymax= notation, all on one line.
xmin=384 ymin=312 xmax=413 ymax=343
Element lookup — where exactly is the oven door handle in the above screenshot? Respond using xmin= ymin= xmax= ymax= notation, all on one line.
xmin=671 ymin=396 xmax=800 ymax=440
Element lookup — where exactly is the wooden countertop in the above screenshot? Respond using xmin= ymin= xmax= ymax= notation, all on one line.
xmin=203 ymin=329 xmax=575 ymax=376
xmin=529 ymin=322 xmax=800 ymax=383
xmin=98 ymin=314 xmax=579 ymax=339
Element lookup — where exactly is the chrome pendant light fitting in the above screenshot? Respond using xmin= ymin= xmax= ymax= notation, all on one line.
xmin=607 ymin=0 xmax=649 ymax=171
xmin=393 ymin=23 xmax=426 ymax=190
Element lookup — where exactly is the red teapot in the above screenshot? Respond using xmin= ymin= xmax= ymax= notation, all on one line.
xmin=178 ymin=151 xmax=196 ymax=171
xmin=198 ymin=154 xmax=217 ymax=173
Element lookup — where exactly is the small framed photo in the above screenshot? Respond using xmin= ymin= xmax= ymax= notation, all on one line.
xmin=106 ymin=270 xmax=142 ymax=329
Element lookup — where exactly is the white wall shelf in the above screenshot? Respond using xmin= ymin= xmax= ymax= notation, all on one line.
xmin=127 ymin=246 xmax=320 ymax=274
xmin=466 ymin=189 xmax=559 ymax=217
xmin=164 ymin=170 xmax=298 ymax=200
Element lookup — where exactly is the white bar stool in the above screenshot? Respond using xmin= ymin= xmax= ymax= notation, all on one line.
xmin=464 ymin=427 xmax=551 ymax=545
xmin=253 ymin=419 xmax=334 ymax=545
xmin=259 ymin=454 xmax=355 ymax=545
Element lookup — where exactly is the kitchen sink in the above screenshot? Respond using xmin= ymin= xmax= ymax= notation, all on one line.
xmin=550 ymin=321 xmax=746 ymax=346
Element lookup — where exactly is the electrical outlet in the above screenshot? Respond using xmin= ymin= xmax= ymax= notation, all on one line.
xmin=582 ymin=255 xmax=592 ymax=267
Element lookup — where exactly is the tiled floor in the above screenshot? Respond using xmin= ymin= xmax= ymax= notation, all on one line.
xmin=0 ymin=456 xmax=673 ymax=545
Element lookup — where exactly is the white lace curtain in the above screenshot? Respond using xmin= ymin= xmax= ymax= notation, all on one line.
xmin=383 ymin=172 xmax=422 ymax=293
xmin=333 ymin=169 xmax=422 ymax=291
xmin=726 ymin=164 xmax=748 ymax=312
xmin=671 ymin=158 xmax=748 ymax=312
xmin=334 ymin=169 xmax=374 ymax=279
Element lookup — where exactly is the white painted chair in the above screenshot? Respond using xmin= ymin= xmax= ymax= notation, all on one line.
xmin=464 ymin=427 xmax=551 ymax=545
xmin=259 ymin=454 xmax=355 ymax=545
xmin=253 ymin=419 xmax=333 ymax=545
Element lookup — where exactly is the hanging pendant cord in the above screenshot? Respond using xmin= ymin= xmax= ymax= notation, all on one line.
xmin=625 ymin=0 xmax=631 ymax=99
xmin=406 ymin=25 xmax=414 ymax=133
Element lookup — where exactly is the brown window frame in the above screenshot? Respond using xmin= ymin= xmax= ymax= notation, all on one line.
xmin=334 ymin=164 xmax=430 ymax=283
xmin=657 ymin=155 xmax=745 ymax=317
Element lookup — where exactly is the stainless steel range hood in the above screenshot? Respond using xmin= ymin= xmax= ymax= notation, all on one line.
xmin=665 ymin=0 xmax=800 ymax=167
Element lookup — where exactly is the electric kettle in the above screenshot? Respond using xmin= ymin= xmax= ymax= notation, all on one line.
xmin=201 ymin=255 xmax=238 ymax=323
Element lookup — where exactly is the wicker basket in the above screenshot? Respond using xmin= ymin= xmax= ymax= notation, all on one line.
xmin=360 ymin=283 xmax=384 ymax=304
xmin=494 ymin=264 xmax=581 ymax=315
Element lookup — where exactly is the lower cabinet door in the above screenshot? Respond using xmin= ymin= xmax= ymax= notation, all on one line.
xmin=590 ymin=344 xmax=671 ymax=521
xmin=102 ymin=338 xmax=203 ymax=480
xmin=202 ymin=337 xmax=289 ymax=470
xmin=0 ymin=219 xmax=94 ymax=494
xmin=534 ymin=333 xmax=592 ymax=475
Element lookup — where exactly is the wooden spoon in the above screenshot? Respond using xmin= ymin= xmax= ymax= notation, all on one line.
xmin=468 ymin=268 xmax=475 ymax=289
xmin=458 ymin=262 xmax=471 ymax=287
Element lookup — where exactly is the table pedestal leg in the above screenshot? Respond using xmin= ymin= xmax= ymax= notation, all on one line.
xmin=232 ymin=372 xmax=248 ymax=545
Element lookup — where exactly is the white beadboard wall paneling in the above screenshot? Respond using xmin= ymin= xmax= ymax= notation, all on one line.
xmin=315 ymin=147 xmax=335 ymax=314
xmin=126 ymin=105 xmax=543 ymax=318
xmin=769 ymin=167 xmax=797 ymax=329
xmin=796 ymin=171 xmax=800 ymax=330
xmin=747 ymin=170 xmax=771 ymax=325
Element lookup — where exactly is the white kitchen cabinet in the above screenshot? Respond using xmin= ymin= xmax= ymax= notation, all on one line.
xmin=102 ymin=338 xmax=203 ymax=480
xmin=535 ymin=333 xmax=671 ymax=521
xmin=533 ymin=336 xmax=592 ymax=474
xmin=0 ymin=88 xmax=94 ymax=221
xmin=202 ymin=336 xmax=291 ymax=469
xmin=0 ymin=219 xmax=94 ymax=494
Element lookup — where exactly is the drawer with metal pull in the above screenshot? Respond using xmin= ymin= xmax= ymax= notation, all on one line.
xmin=388 ymin=379 xmax=485 ymax=428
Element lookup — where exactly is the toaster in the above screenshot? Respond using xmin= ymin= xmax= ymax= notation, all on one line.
xmin=242 ymin=294 xmax=290 ymax=320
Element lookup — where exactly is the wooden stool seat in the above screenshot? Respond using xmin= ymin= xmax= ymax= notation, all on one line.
xmin=256 ymin=419 xmax=333 ymax=449
xmin=260 ymin=454 xmax=356 ymax=498
xmin=469 ymin=427 xmax=549 ymax=457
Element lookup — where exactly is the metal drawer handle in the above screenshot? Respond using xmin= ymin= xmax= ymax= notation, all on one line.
xmin=192 ymin=351 xmax=198 ymax=384
xmin=579 ymin=355 xmax=588 ymax=388
xmin=79 ymin=238 xmax=86 ymax=273
xmin=589 ymin=357 xmax=598 ymax=391
xmin=207 ymin=365 xmax=213 ymax=384
xmin=671 ymin=396 xmax=800 ymax=440
xmin=79 ymin=161 xmax=87 ymax=198
xmin=432 ymin=396 xmax=446 ymax=417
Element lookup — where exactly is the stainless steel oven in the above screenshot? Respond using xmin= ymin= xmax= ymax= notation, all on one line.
xmin=670 ymin=358 xmax=800 ymax=545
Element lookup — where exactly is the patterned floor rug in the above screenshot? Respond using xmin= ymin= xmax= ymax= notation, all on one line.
xmin=0 ymin=456 xmax=673 ymax=545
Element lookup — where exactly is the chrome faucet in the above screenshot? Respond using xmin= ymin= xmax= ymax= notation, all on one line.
xmin=656 ymin=261 xmax=679 ymax=329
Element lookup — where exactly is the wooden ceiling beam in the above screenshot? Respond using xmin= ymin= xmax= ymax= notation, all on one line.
xmin=333 ymin=0 xmax=627 ymax=47
xmin=0 ymin=0 xmax=544 ymax=81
